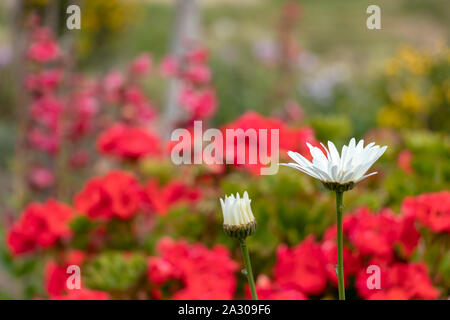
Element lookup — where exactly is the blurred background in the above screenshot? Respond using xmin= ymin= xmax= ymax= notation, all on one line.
xmin=0 ymin=0 xmax=448 ymax=300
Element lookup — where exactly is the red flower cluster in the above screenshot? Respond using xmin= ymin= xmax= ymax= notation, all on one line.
xmin=97 ymin=123 xmax=162 ymax=160
xmin=28 ymin=94 xmax=63 ymax=154
xmin=25 ymin=69 xmax=63 ymax=93
xmin=321 ymin=240 xmax=361 ymax=287
xmin=27 ymin=27 xmax=61 ymax=63
xmin=321 ymin=206 xmax=421 ymax=292
xmin=102 ymin=70 xmax=125 ymax=103
xmin=122 ymin=85 xmax=157 ymax=123
xmin=274 ymin=236 xmax=327 ymax=296
xmin=7 ymin=200 xmax=75 ymax=255
xmin=74 ymin=170 xmax=143 ymax=220
xmin=66 ymin=79 xmax=100 ymax=140
xmin=24 ymin=22 xmax=102 ymax=191
xmin=254 ymin=204 xmax=438 ymax=300
xmin=179 ymin=87 xmax=217 ymax=121
xmin=45 ymin=250 xmax=86 ymax=296
xmin=221 ymin=111 xmax=319 ymax=174
xmin=74 ymin=170 xmax=200 ymax=221
xmin=143 ymin=180 xmax=201 ymax=216
xmin=402 ymin=191 xmax=450 ymax=233
xmin=100 ymin=52 xmax=157 ymax=125
xmin=147 ymin=237 xmax=238 ymax=299
xmin=324 ymin=207 xmax=420 ymax=262
xmin=356 ymin=261 xmax=439 ymax=300
xmin=161 ymin=47 xmax=210 ymax=84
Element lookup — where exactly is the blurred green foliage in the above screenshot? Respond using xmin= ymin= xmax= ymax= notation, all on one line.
xmin=83 ymin=251 xmax=147 ymax=295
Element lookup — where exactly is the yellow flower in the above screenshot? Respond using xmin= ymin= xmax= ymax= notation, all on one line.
xmin=385 ymin=58 xmax=400 ymax=76
xmin=398 ymin=46 xmax=430 ymax=75
xmin=378 ymin=106 xmax=411 ymax=129
xmin=400 ymin=90 xmax=425 ymax=112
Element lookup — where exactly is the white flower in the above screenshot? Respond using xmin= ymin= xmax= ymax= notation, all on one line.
xmin=282 ymin=138 xmax=387 ymax=189
xmin=220 ymin=191 xmax=256 ymax=227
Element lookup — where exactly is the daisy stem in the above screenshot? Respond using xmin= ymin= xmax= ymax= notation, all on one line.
xmin=335 ymin=190 xmax=346 ymax=300
xmin=239 ymin=238 xmax=258 ymax=300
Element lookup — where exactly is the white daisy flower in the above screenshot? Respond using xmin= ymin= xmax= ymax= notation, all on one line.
xmin=282 ymin=138 xmax=387 ymax=191
xmin=220 ymin=191 xmax=256 ymax=238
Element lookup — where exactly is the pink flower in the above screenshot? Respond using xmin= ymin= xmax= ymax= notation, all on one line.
xmin=179 ymin=87 xmax=217 ymax=120
xmin=122 ymin=86 xmax=157 ymax=122
xmin=28 ymin=127 xmax=60 ymax=154
xmin=160 ymin=56 xmax=179 ymax=77
xmin=183 ymin=64 xmax=211 ymax=84
xmin=30 ymin=95 xmax=63 ymax=129
xmin=130 ymin=53 xmax=152 ymax=76
xmin=29 ymin=167 xmax=54 ymax=189
xmin=69 ymin=150 xmax=90 ymax=168
xmin=186 ymin=48 xmax=209 ymax=64
xmin=103 ymin=71 xmax=125 ymax=103
xmin=25 ymin=69 xmax=63 ymax=92
xmin=397 ymin=149 xmax=413 ymax=175
xmin=27 ymin=28 xmax=60 ymax=63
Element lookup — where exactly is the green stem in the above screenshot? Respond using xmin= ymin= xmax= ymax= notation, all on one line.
xmin=335 ymin=191 xmax=346 ymax=300
xmin=239 ymin=238 xmax=258 ymax=300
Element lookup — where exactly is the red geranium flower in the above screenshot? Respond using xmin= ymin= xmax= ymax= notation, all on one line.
xmin=274 ymin=236 xmax=327 ymax=296
xmin=323 ymin=206 xmax=420 ymax=262
xmin=143 ymin=180 xmax=201 ymax=216
xmin=147 ymin=237 xmax=238 ymax=300
xmin=97 ymin=123 xmax=162 ymax=160
xmin=221 ymin=111 xmax=319 ymax=174
xmin=402 ymin=191 xmax=450 ymax=233
xmin=7 ymin=199 xmax=75 ymax=255
xmin=356 ymin=261 xmax=439 ymax=300
xmin=321 ymin=240 xmax=362 ymax=287
xmin=74 ymin=170 xmax=143 ymax=220
xmin=45 ymin=250 xmax=86 ymax=296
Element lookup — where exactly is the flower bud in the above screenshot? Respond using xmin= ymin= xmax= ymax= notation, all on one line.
xmin=220 ymin=191 xmax=257 ymax=239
